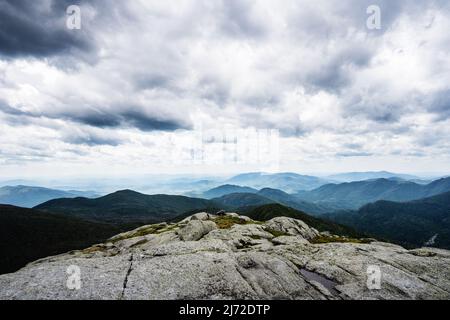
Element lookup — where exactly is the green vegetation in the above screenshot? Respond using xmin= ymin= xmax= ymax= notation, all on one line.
xmin=211 ymin=193 xmax=274 ymax=209
xmin=214 ymin=216 xmax=255 ymax=229
xmin=311 ymin=235 xmax=373 ymax=244
xmin=111 ymin=223 xmax=177 ymax=242
xmin=34 ymin=190 xmax=216 ymax=224
xmin=256 ymin=188 xmax=329 ymax=215
xmin=82 ymin=245 xmax=108 ymax=254
xmin=325 ymin=191 xmax=450 ymax=249
xmin=265 ymin=228 xmax=289 ymax=238
xmin=129 ymin=239 xmax=149 ymax=248
xmin=0 ymin=205 xmax=121 ymax=275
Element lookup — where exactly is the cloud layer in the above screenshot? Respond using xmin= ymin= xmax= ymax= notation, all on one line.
xmin=1 ymin=0 xmax=450 ymax=176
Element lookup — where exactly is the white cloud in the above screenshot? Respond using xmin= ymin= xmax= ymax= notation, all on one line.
xmin=1 ymin=0 xmax=450 ymax=177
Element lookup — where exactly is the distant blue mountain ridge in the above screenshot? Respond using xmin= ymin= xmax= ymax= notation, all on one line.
xmin=0 ymin=185 xmax=100 ymax=208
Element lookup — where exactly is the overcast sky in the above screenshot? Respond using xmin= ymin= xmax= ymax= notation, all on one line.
xmin=1 ymin=0 xmax=450 ymax=178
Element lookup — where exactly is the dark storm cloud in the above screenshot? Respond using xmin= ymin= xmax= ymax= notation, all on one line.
xmin=63 ymin=132 xmax=122 ymax=146
xmin=73 ymin=111 xmax=121 ymax=128
xmin=0 ymin=101 xmax=190 ymax=132
xmin=67 ymin=108 xmax=190 ymax=132
xmin=0 ymin=0 xmax=95 ymax=58
xmin=120 ymin=110 xmax=190 ymax=131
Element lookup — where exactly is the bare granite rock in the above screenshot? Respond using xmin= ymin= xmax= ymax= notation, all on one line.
xmin=0 ymin=214 xmax=449 ymax=300
xmin=265 ymin=216 xmax=320 ymax=240
xmin=176 ymin=220 xmax=217 ymax=241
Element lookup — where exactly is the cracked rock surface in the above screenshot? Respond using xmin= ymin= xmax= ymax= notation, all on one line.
xmin=1 ymin=212 xmax=449 ymax=300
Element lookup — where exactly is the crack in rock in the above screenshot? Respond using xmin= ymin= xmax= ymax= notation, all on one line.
xmin=119 ymin=254 xmax=134 ymax=300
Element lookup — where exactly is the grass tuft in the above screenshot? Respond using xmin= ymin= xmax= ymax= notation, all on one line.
xmin=265 ymin=228 xmax=289 ymax=238
xmin=214 ymin=216 xmax=255 ymax=229
xmin=82 ymin=245 xmax=107 ymax=254
xmin=311 ymin=235 xmax=373 ymax=244
xmin=110 ymin=223 xmax=175 ymax=242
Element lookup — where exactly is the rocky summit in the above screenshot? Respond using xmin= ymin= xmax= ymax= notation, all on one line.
xmin=1 ymin=212 xmax=450 ymax=300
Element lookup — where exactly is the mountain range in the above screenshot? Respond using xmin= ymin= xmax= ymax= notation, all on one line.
xmin=35 ymin=190 xmax=216 ymax=224
xmin=197 ymin=175 xmax=450 ymax=214
xmin=201 ymin=184 xmax=258 ymax=199
xmin=0 ymin=185 xmax=99 ymax=208
xmin=256 ymin=188 xmax=332 ymax=214
xmin=211 ymin=192 xmax=274 ymax=210
xmin=0 ymin=198 xmax=358 ymax=275
xmin=326 ymin=171 xmax=422 ymax=182
xmin=3 ymin=172 xmax=450 ymax=276
xmin=223 ymin=172 xmax=331 ymax=192
xmin=324 ymin=191 xmax=450 ymax=249
xmin=295 ymin=177 xmax=450 ymax=210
